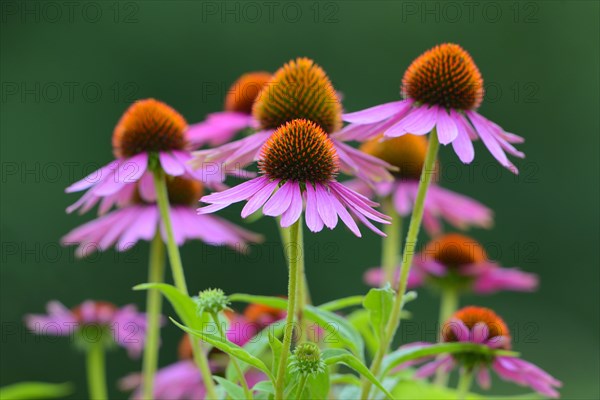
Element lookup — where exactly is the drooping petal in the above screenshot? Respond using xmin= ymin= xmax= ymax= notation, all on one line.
xmin=467 ymin=111 xmax=518 ymax=173
xmin=241 ymin=179 xmax=279 ymax=218
xmin=329 ymin=191 xmax=362 ymax=237
xmin=450 ymin=110 xmax=475 ymax=163
xmin=304 ymin=184 xmax=325 ymax=232
xmin=65 ymin=160 xmax=119 ymax=193
xmin=342 ymin=100 xmax=410 ymax=124
xmin=201 ymin=176 xmax=268 ymax=204
xmin=435 ymin=107 xmax=458 ymax=144
xmin=314 ymin=184 xmax=338 ymax=229
xmin=386 ymin=105 xmax=438 ymax=137
xmin=263 ymin=181 xmax=294 ymax=217
xmin=280 ymin=182 xmax=303 ymax=227
xmin=159 ymin=152 xmax=186 ymax=176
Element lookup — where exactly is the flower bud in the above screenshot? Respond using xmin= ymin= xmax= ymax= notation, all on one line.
xmin=289 ymin=342 xmax=325 ymax=377
xmin=195 ymin=288 xmax=230 ymax=315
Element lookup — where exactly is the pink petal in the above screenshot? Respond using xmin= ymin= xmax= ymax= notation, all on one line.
xmin=386 ymin=105 xmax=437 ymax=137
xmin=342 ymin=100 xmax=409 ymax=124
xmin=263 ymin=181 xmax=294 ymax=217
xmin=201 ymin=176 xmax=267 ymax=204
xmin=280 ymin=182 xmax=303 ymax=227
xmin=315 ymin=184 xmax=338 ymax=229
xmin=65 ymin=160 xmax=119 ymax=193
xmin=436 ymin=107 xmax=458 ymax=145
xmin=304 ymin=184 xmax=325 ymax=232
xmin=451 ymin=111 xmax=475 ymax=163
xmin=159 ymin=152 xmax=186 ymax=176
xmin=241 ymin=179 xmax=278 ymax=218
xmin=472 ymin=322 xmax=489 ymax=343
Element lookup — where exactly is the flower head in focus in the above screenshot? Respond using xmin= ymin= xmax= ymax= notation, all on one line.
xmin=340 ymin=43 xmax=525 ymax=173
xmin=198 ymin=119 xmax=391 ymax=237
xmin=190 ymin=58 xmax=395 ymax=185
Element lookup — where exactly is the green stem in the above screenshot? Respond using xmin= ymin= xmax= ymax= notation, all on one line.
xmin=277 ymin=221 xmax=310 ymax=341
xmin=210 ymin=312 xmax=253 ymax=400
xmin=457 ymin=368 xmax=474 ymax=400
xmin=295 ymin=375 xmax=309 ymax=400
xmin=360 ymin=130 xmax=440 ymax=400
xmin=151 ymin=166 xmax=217 ymax=400
xmin=86 ymin=340 xmax=107 ymax=400
xmin=275 ymin=219 xmax=302 ymax=400
xmin=434 ymin=287 xmax=459 ymax=387
xmin=141 ymin=233 xmax=166 ymax=400
xmin=381 ymin=196 xmax=402 ymax=287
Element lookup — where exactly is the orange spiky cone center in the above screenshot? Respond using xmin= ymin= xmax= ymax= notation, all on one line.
xmin=253 ymin=57 xmax=342 ymax=133
xmin=224 ymin=72 xmax=272 ymax=114
xmin=443 ymin=306 xmax=511 ymax=349
xmin=402 ymin=43 xmax=484 ymax=110
xmin=424 ymin=233 xmax=487 ymax=267
xmin=112 ymin=98 xmax=188 ymax=158
xmin=259 ymin=119 xmax=338 ymax=183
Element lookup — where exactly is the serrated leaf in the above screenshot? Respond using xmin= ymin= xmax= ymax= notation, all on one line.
xmin=213 ymin=376 xmax=245 ymax=400
xmin=0 ymin=382 xmax=73 ymax=400
xmin=381 ymin=342 xmax=519 ymax=376
xmin=322 ymin=348 xmax=394 ymax=399
xmin=170 ymin=317 xmax=275 ymax=382
xmin=363 ymin=285 xmax=395 ymax=342
xmin=230 ymin=294 xmax=365 ymax=360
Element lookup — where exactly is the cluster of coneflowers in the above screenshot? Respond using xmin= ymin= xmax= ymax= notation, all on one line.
xmin=21 ymin=43 xmax=561 ymax=400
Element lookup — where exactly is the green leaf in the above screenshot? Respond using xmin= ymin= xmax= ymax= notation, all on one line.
xmin=322 ymin=349 xmax=394 ymax=400
xmin=0 ymin=382 xmax=73 ymax=400
xmin=318 ymin=295 xmax=364 ymax=312
xmin=230 ymin=294 xmax=365 ymax=360
xmin=226 ymin=321 xmax=285 ymax=383
xmin=268 ymin=328 xmax=282 ymax=374
xmin=170 ymin=317 xmax=275 ymax=382
xmin=252 ymin=380 xmax=274 ymax=394
xmin=363 ymin=285 xmax=395 ymax=342
xmin=213 ymin=376 xmax=245 ymax=400
xmin=330 ymin=373 xmax=362 ymax=386
xmin=392 ymin=379 xmax=483 ymax=400
xmin=348 ymin=309 xmax=378 ymax=357
xmin=134 ymin=283 xmax=209 ymax=330
xmin=306 ymin=369 xmax=330 ymax=399
xmin=381 ymin=342 xmax=520 ymax=376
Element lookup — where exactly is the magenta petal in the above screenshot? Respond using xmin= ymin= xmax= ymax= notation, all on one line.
xmin=241 ymin=179 xmax=278 ymax=218
xmin=159 ymin=152 xmax=186 ymax=176
xmin=473 ymin=267 xmax=538 ymax=294
xmin=201 ymin=176 xmax=267 ymax=204
xmin=95 ymin=154 xmax=148 ymax=196
xmin=263 ymin=181 xmax=294 ymax=217
xmin=472 ymin=322 xmax=489 ymax=343
xmin=436 ymin=107 xmax=458 ymax=144
xmin=315 ymin=184 xmax=338 ymax=229
xmin=445 ymin=318 xmax=470 ymax=342
xmin=386 ymin=105 xmax=437 ymax=137
xmin=329 ymin=191 xmax=362 ymax=237
xmin=304 ymin=184 xmax=325 ymax=232
xmin=451 ymin=111 xmax=475 ymax=163
xmin=467 ymin=111 xmax=518 ymax=173
xmin=280 ymin=182 xmax=303 ymax=227
xmin=477 ymin=367 xmax=491 ymax=389
xmin=414 ymin=356 xmax=452 ymax=379
xmin=65 ymin=160 xmax=119 ymax=193
xmin=342 ymin=100 xmax=409 ymax=124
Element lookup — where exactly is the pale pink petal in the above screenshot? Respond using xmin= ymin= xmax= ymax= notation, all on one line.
xmin=304 ymin=184 xmax=325 ymax=232
xmin=263 ymin=181 xmax=294 ymax=217
xmin=450 ymin=111 xmax=475 ymax=163
xmin=386 ymin=105 xmax=437 ymax=137
xmin=342 ymin=100 xmax=410 ymax=124
xmin=65 ymin=160 xmax=119 ymax=193
xmin=329 ymin=191 xmax=362 ymax=237
xmin=241 ymin=179 xmax=279 ymax=218
xmin=436 ymin=107 xmax=458 ymax=145
xmin=467 ymin=111 xmax=518 ymax=173
xmin=201 ymin=176 xmax=268 ymax=204
xmin=315 ymin=184 xmax=338 ymax=229
xmin=280 ymin=182 xmax=303 ymax=227
xmin=159 ymin=152 xmax=186 ymax=176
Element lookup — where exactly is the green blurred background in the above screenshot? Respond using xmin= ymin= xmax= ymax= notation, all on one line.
xmin=1 ymin=1 xmax=598 ymax=398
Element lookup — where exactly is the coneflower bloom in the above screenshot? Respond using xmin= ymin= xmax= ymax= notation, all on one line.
xmin=190 ymin=57 xmax=394 ymax=184
xmin=403 ymin=306 xmax=561 ymax=398
xmin=340 ymin=43 xmax=525 ymax=173
xmin=25 ymin=300 xmax=148 ymax=358
xmin=365 ymin=233 xmax=538 ymax=293
xmin=198 ymin=119 xmax=391 ymax=237
xmin=120 ymin=334 xmax=266 ymax=400
xmin=187 ymin=71 xmax=272 ymax=147
xmin=349 ymin=134 xmax=492 ymax=235
xmin=62 ymin=176 xmax=261 ymax=257
xmin=66 ymin=98 xmax=225 ymax=212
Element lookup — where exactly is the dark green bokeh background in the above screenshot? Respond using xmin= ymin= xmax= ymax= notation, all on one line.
xmin=1 ymin=1 xmax=598 ymax=399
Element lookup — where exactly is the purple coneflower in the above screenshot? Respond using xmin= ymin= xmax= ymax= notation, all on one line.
xmin=340 ymin=43 xmax=525 ymax=173
xmin=349 ymin=134 xmax=492 ymax=235
xmin=198 ymin=119 xmax=391 ymax=237
xmin=403 ymin=306 xmax=561 ymax=398
xmin=187 ymin=72 xmax=272 ymax=147
xmin=66 ymin=98 xmax=224 ymax=209
xmin=365 ymin=233 xmax=538 ymax=293
xmin=190 ymin=57 xmax=394 ymax=184
xmin=62 ymin=176 xmax=261 ymax=257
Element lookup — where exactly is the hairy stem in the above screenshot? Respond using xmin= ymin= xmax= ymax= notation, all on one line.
xmin=86 ymin=340 xmax=107 ymax=400
xmin=141 ymin=233 xmax=166 ymax=400
xmin=381 ymin=197 xmax=402 ymax=286
xmin=274 ymin=219 xmax=302 ymax=399
xmin=360 ymin=130 xmax=440 ymax=399
xmin=152 ymin=167 xmax=217 ymax=400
